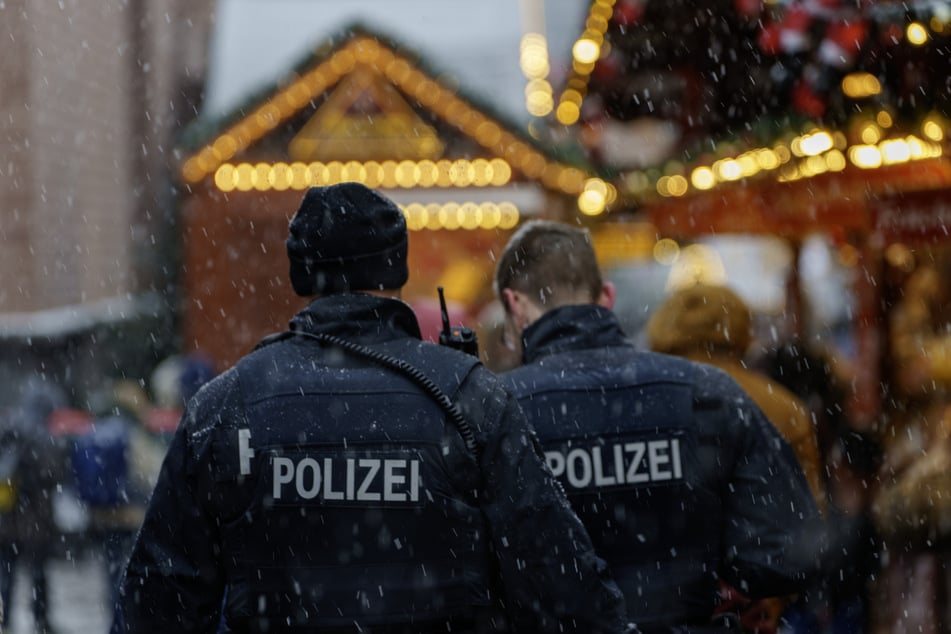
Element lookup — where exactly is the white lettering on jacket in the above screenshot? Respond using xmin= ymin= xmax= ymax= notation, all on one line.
xmin=544 ymin=438 xmax=683 ymax=489
xmin=271 ymin=455 xmax=421 ymax=503
xmin=238 ymin=429 xmax=255 ymax=476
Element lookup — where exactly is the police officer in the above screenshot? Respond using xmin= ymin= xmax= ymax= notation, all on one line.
xmin=494 ymin=220 xmax=823 ymax=633
xmin=112 ymin=184 xmax=630 ymax=633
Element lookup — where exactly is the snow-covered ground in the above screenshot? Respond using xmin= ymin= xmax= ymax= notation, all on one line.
xmin=7 ymin=551 xmax=111 ymax=634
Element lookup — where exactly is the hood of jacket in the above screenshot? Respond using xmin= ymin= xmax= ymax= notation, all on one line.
xmin=521 ymin=304 xmax=631 ymax=364
xmin=288 ymin=293 xmax=423 ymax=344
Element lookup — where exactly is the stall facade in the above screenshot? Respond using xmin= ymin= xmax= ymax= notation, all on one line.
xmin=644 ymin=155 xmax=951 ymax=428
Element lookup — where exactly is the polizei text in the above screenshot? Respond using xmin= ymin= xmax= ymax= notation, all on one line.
xmin=544 ymin=437 xmax=683 ymax=490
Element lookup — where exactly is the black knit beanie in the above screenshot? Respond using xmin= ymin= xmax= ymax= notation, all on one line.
xmin=286 ymin=183 xmax=409 ymax=296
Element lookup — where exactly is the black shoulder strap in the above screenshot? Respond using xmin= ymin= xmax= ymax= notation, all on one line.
xmin=255 ymin=330 xmax=479 ymax=457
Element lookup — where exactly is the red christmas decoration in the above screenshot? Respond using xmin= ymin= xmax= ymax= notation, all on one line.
xmin=819 ymin=19 xmax=868 ymax=68
xmin=734 ymin=0 xmax=764 ymax=19
xmin=592 ymin=53 xmax=622 ymax=82
xmin=792 ymin=79 xmax=827 ymax=118
xmin=613 ymin=0 xmax=645 ymax=27
xmin=758 ymin=22 xmax=783 ymax=55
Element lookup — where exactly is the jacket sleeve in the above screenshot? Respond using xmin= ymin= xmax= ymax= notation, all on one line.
xmin=456 ymin=367 xmax=630 ymax=634
xmin=701 ymin=368 xmax=826 ymax=598
xmin=111 ymin=375 xmax=235 ymax=633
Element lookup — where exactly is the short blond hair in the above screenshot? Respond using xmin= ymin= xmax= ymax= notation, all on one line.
xmin=494 ymin=220 xmax=603 ymax=312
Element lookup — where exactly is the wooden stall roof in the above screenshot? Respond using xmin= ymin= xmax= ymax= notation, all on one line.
xmin=177 ymin=23 xmax=599 ymax=198
xmin=647 ymin=157 xmax=951 ymax=241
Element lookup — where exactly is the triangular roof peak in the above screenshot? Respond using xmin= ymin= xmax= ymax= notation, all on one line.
xmin=180 ymin=24 xmax=597 ymax=199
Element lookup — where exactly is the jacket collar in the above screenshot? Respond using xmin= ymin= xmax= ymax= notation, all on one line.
xmin=289 ymin=293 xmax=422 ymax=344
xmin=521 ymin=304 xmax=630 ymax=364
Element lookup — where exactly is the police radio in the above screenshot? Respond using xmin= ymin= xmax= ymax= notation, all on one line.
xmin=437 ymin=286 xmax=479 ymax=357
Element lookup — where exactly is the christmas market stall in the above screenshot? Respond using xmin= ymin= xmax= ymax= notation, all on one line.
xmin=539 ymin=0 xmax=951 ymax=429
xmin=175 ymin=25 xmax=604 ymax=370
xmin=536 ymin=3 xmax=951 ymax=625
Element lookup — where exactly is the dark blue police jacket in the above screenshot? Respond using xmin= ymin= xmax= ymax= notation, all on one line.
xmin=502 ymin=304 xmax=823 ymax=631
xmin=113 ymin=294 xmax=629 ymax=634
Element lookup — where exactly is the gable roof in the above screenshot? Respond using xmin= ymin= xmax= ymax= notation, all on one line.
xmin=200 ymin=0 xmax=588 ymax=125
xmin=179 ymin=24 xmax=601 ymax=203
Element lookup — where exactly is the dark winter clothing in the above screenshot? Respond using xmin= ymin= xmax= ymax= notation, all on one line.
xmin=114 ymin=294 xmax=629 ymax=634
xmin=0 ymin=391 xmax=67 ymax=632
xmin=502 ymin=304 xmax=823 ymax=632
xmin=286 ymin=183 xmax=409 ymax=296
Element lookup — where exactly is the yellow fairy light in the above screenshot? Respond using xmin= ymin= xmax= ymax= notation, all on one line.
xmin=716 ymin=160 xmax=743 ymax=181
xmin=253 ymin=163 xmax=270 ymax=191
xmin=460 ymin=203 xmax=481 ymax=230
xmin=182 ymin=158 xmax=206 ymax=184
xmin=860 ymin=123 xmax=882 ymax=144
xmin=489 ymin=159 xmax=511 ymax=186
xmin=572 ymin=39 xmax=601 ymax=64
xmin=475 ymin=122 xmax=502 ymax=147
xmin=584 ymin=177 xmax=608 ymax=196
xmin=798 ymin=131 xmax=833 ymax=156
xmin=653 ymin=238 xmax=680 ymax=266
xmin=825 ymin=150 xmax=847 ymax=171
xmin=667 ymin=175 xmax=689 ymax=197
xmin=805 ymin=155 xmax=828 ymax=175
xmin=691 ymin=166 xmax=716 ymax=190
xmin=439 ymin=203 xmax=462 ymax=230
xmin=556 ymin=101 xmax=581 ymax=125
xmin=907 ymin=22 xmax=929 ymax=45
xmin=481 ymin=203 xmax=502 ymax=230
xmin=234 ymin=163 xmax=254 ymax=192
xmin=923 ymin=119 xmax=945 ymax=142
xmin=880 ymin=139 xmax=911 ymax=164
xmin=498 ymin=202 xmax=520 ymax=229
xmin=557 ymin=167 xmax=586 ymax=194
xmin=849 ymin=145 xmax=882 ymax=169
xmin=737 ymin=154 xmax=759 ymax=177
xmin=392 ymin=161 xmax=414 ymax=188
xmin=578 ymin=189 xmax=606 ymax=215
xmin=906 ymin=136 xmax=925 ymax=159
xmin=214 ymin=164 xmax=236 ymax=192
xmin=424 ymin=204 xmax=442 ymax=231
xmin=841 ymin=72 xmax=882 ymax=98
xmin=212 ymin=134 xmax=238 ymax=162
xmin=416 ymin=160 xmax=437 ymax=187
xmin=268 ymin=163 xmax=292 ymax=191
xmin=402 ymin=204 xmax=427 ymax=231
xmin=755 ymin=149 xmax=780 ymax=170
xmin=471 ymin=159 xmax=492 ymax=187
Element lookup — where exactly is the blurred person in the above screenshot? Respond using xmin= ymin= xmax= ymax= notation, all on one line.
xmin=646 ymin=284 xmax=826 ymax=509
xmin=871 ymin=257 xmax=951 ymax=633
xmin=113 ymin=183 xmax=630 ymax=633
xmin=0 ymin=378 xmax=69 ymax=634
xmin=143 ymin=354 xmax=216 ymax=447
xmin=494 ymin=220 xmax=823 ymax=633
xmin=77 ymin=381 xmax=167 ymax=611
xmin=757 ymin=339 xmax=881 ymax=634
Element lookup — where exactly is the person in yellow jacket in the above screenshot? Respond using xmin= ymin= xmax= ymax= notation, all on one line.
xmin=646 ymin=283 xmax=826 ymax=507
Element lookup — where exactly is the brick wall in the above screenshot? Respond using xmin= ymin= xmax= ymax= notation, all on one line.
xmin=0 ymin=0 xmax=214 ymax=401
xmin=0 ymin=6 xmax=33 ymax=310
xmin=0 ymin=0 xmax=213 ymax=315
